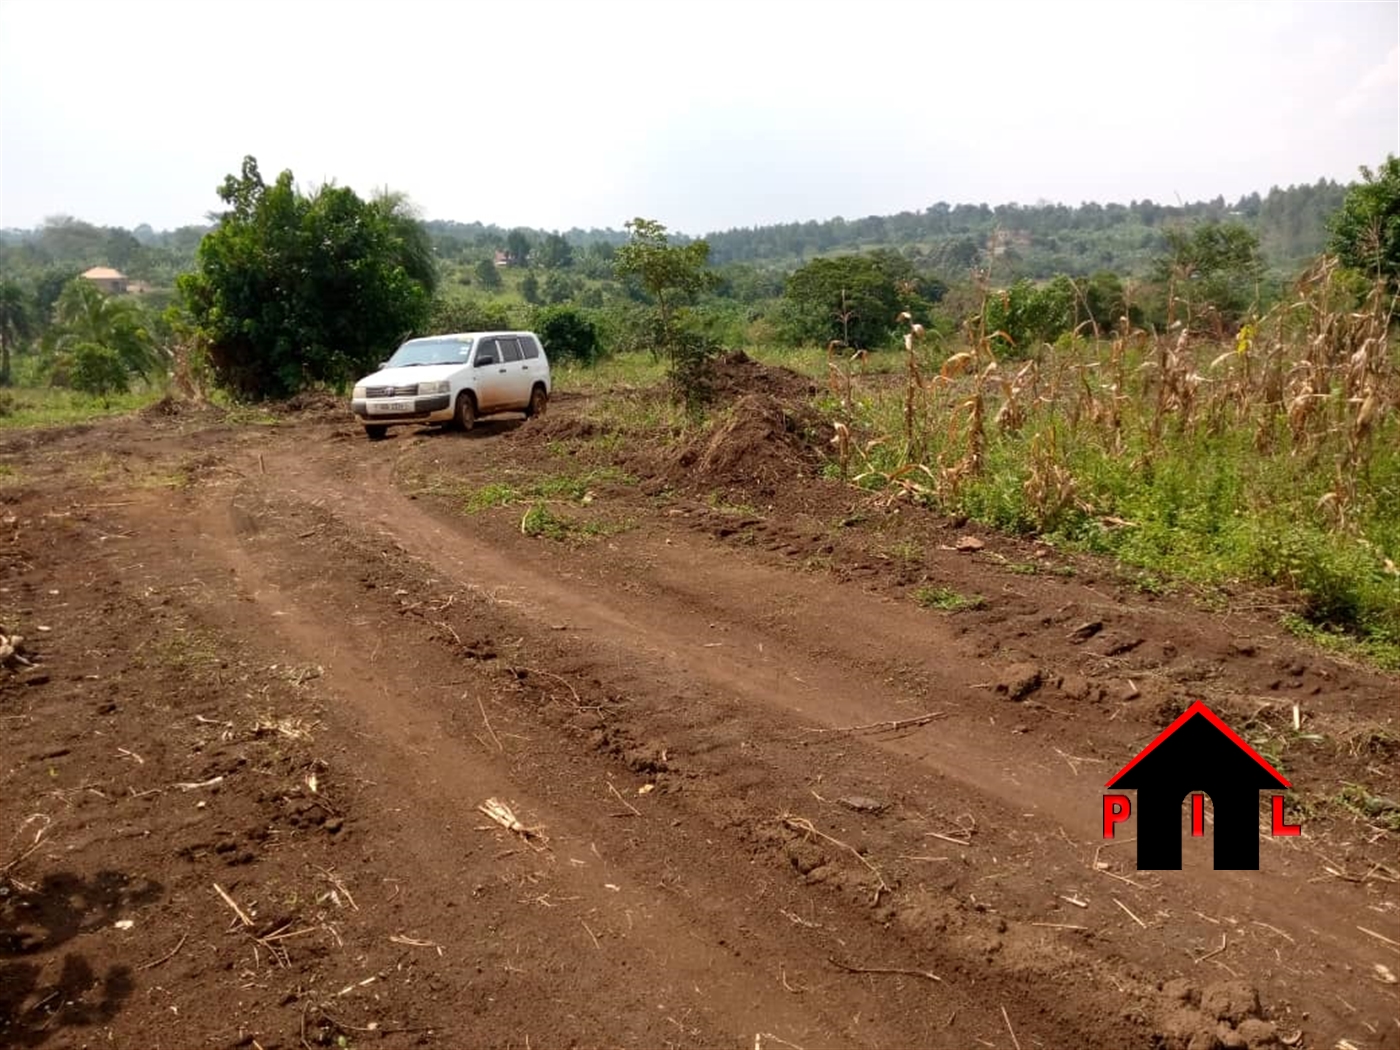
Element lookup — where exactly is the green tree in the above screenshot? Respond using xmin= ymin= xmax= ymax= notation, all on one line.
xmin=474 ymin=257 xmax=503 ymax=291
xmin=783 ymin=251 xmax=931 ymax=348
xmin=541 ymin=271 xmax=575 ymax=304
xmin=506 ymin=229 xmax=532 ymax=268
xmin=1329 ymin=155 xmax=1400 ymax=286
xmin=613 ymin=217 xmax=720 ymax=405
xmin=178 ymin=156 xmax=438 ymax=399
xmin=576 ymin=241 xmax=617 ymax=279
xmin=981 ymin=276 xmax=1079 ymax=354
xmin=520 ymin=271 xmax=542 ymax=305
xmin=428 ymin=296 xmax=515 ymax=335
xmin=1150 ymin=220 xmax=1263 ymax=332
xmin=66 ymin=342 xmax=131 ymax=403
xmin=0 ymin=279 xmax=35 ymax=385
xmin=34 ymin=266 xmax=81 ymax=327
xmin=44 ymin=278 xmax=163 ymax=395
xmin=613 ymin=218 xmax=716 ymax=329
xmin=538 ymin=232 xmax=574 ymax=269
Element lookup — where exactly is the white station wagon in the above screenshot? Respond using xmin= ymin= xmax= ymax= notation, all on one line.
xmin=350 ymin=330 xmax=551 ymax=440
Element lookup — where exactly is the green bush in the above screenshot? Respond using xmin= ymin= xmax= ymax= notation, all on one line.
xmin=532 ymin=305 xmax=600 ymax=365
xmin=426 ymin=297 xmax=518 ymax=336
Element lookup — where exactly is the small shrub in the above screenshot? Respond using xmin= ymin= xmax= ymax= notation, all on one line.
xmin=533 ymin=306 xmax=600 ymax=365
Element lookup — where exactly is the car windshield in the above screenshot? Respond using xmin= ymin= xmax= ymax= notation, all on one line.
xmin=384 ymin=338 xmax=474 ymax=367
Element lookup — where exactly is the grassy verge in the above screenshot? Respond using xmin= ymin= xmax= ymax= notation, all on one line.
xmin=465 ymin=468 xmax=633 ymax=511
xmin=0 ymin=385 xmax=165 ymax=429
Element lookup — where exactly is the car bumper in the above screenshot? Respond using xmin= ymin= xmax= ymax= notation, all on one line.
xmin=351 ymin=394 xmax=452 ymax=423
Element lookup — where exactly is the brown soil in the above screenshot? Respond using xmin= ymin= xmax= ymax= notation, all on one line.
xmin=663 ymin=392 xmax=829 ymax=499
xmin=1 ymin=366 xmax=1397 ymax=1050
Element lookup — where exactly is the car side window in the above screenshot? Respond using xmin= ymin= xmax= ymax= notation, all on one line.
xmin=497 ymin=338 xmax=523 ymax=363
xmin=475 ymin=339 xmax=498 ymax=364
xmin=521 ymin=336 xmax=540 ymax=360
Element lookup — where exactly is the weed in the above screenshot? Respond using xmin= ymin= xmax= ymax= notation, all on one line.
xmin=1279 ymin=789 xmax=1318 ymax=825
xmin=467 ymin=483 xmax=522 ymax=511
xmin=1281 ymin=615 xmax=1400 ymax=672
xmin=519 ymin=502 xmax=633 ymax=541
xmin=882 ymin=539 xmax=923 ymax=564
xmin=520 ymin=503 xmax=567 ymax=539
xmin=466 ymin=468 xmax=631 ymax=514
xmin=1341 ymin=724 xmax=1398 ymax=759
xmin=1334 ymin=783 xmax=1400 ymax=831
xmin=914 ymin=586 xmax=986 ymax=612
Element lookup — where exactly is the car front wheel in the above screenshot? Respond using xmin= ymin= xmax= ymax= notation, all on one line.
xmin=454 ymin=391 xmax=476 ymax=431
xmin=364 ymin=424 xmax=388 ymax=441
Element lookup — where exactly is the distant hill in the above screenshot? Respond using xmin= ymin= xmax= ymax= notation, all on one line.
xmin=1 ymin=177 xmax=1349 ymax=284
xmin=697 ymin=180 xmax=1349 ymax=277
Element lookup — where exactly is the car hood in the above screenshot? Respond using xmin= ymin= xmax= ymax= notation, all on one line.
xmin=358 ymin=363 xmax=465 ymax=387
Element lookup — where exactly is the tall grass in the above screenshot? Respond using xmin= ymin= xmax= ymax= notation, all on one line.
xmin=834 ymin=259 xmax=1400 ymax=663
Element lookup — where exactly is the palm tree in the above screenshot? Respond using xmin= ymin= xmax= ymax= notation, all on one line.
xmin=44 ymin=278 xmax=165 ymax=397
xmin=0 ymin=279 xmax=34 ymax=386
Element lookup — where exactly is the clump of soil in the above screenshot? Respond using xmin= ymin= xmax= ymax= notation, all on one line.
xmin=139 ymin=394 xmax=226 ymax=422
xmin=513 ymin=415 xmax=603 ymax=445
xmin=666 ymin=392 xmax=829 ymax=497
xmin=274 ymin=389 xmax=348 ymax=418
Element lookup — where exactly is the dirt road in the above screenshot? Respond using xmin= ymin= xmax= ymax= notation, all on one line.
xmin=2 ymin=373 xmax=1397 ymax=1049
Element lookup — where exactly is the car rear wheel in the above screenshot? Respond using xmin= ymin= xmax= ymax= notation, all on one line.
xmin=524 ymin=385 xmax=548 ymax=419
xmin=454 ymin=391 xmax=477 ymax=431
xmin=364 ymin=424 xmax=388 ymax=441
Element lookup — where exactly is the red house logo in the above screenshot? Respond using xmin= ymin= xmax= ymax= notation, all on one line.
xmin=1103 ymin=701 xmax=1300 ymax=870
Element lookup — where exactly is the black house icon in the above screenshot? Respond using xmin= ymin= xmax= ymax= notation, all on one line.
xmin=1105 ymin=701 xmax=1291 ymax=870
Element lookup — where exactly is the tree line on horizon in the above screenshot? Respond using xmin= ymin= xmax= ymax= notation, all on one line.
xmin=0 ymin=155 xmax=1394 ymax=405
xmin=0 ymin=177 xmax=1351 ymax=284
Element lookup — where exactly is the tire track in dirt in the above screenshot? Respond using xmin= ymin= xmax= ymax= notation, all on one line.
xmin=116 ymin=456 xmax=1167 ymax=1048
xmin=183 ymin=492 xmax=867 ymax=1048
xmin=250 ymin=434 xmax=1400 ymax=1046
xmin=62 ymin=415 xmax=1395 ymax=1049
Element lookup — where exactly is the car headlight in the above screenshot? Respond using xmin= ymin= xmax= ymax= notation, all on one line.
xmin=352 ymin=385 xmax=366 ymax=399
xmin=418 ymin=381 xmax=450 ymax=395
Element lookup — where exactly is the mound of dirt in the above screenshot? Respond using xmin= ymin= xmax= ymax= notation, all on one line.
xmin=710 ymin=349 xmax=820 ymax=402
xmin=664 ymin=393 xmax=829 ymax=497
xmin=139 ymin=394 xmax=227 ymax=422
xmin=273 ymin=389 xmax=348 ymax=417
xmin=512 ymin=414 xmax=604 ymax=445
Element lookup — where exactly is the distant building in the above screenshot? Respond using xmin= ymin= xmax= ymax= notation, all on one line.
xmin=493 ymin=250 xmax=516 ymax=267
xmin=80 ymin=266 xmax=129 ymax=294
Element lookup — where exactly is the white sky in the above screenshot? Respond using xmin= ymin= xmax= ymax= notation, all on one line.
xmin=1 ymin=0 xmax=1397 ymax=236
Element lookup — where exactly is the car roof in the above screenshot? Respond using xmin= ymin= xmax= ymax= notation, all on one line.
xmin=403 ymin=330 xmax=537 ymax=343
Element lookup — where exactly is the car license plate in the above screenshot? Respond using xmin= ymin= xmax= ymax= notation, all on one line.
xmin=369 ymin=400 xmax=414 ymax=414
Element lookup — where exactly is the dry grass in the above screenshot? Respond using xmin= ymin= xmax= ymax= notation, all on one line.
xmin=834 ymin=258 xmax=1400 ymax=661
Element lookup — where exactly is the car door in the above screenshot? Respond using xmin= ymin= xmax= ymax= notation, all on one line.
xmin=472 ymin=338 xmax=511 ymax=410
xmin=494 ymin=336 xmax=531 ymax=408
xmin=518 ymin=334 xmax=546 ymax=396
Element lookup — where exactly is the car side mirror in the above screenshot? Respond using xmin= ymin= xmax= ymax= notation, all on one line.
xmin=476 ymin=356 xmax=495 ymax=367
xmin=378 ymin=361 xmax=388 ymax=370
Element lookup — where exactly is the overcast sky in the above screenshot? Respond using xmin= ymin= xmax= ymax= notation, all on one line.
xmin=1 ymin=0 xmax=1396 ymax=236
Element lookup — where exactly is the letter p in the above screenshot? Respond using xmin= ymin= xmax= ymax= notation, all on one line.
xmin=1103 ymin=794 xmax=1132 ymax=838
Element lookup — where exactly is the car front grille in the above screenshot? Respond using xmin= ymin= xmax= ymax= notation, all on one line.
xmin=366 ymin=384 xmax=419 ymax=398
